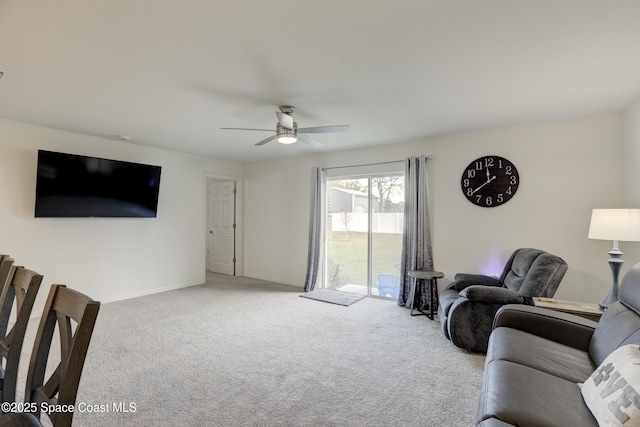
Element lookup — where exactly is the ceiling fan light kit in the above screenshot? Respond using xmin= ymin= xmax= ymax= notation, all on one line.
xmin=222 ymin=105 xmax=350 ymax=147
xmin=277 ymin=122 xmax=298 ymax=144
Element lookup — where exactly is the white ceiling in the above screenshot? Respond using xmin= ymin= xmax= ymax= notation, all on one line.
xmin=1 ymin=1 xmax=640 ymax=163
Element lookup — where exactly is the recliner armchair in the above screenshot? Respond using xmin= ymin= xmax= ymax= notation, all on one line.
xmin=438 ymin=248 xmax=568 ymax=353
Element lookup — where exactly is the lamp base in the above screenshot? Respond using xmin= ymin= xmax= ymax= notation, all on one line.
xmin=599 ymin=245 xmax=623 ymax=311
xmin=599 ymin=283 xmax=619 ymax=311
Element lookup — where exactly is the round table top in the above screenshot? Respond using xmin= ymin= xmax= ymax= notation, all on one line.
xmin=408 ymin=270 xmax=444 ymax=279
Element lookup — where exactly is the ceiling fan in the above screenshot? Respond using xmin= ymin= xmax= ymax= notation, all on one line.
xmin=221 ymin=105 xmax=350 ymax=146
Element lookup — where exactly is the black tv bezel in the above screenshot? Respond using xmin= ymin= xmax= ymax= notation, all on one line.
xmin=34 ymin=150 xmax=162 ymax=218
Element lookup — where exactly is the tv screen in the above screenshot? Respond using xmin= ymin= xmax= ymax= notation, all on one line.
xmin=35 ymin=150 xmax=162 ymax=218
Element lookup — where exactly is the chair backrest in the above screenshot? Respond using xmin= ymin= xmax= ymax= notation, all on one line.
xmin=500 ymin=248 xmax=568 ymax=297
xmin=377 ymin=275 xmax=399 ymax=298
xmin=0 ymin=255 xmax=13 ymax=291
xmin=25 ymin=284 xmax=100 ymax=427
xmin=0 ymin=262 xmax=43 ymax=403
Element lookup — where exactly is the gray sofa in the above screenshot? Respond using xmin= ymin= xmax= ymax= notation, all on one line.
xmin=476 ymin=263 xmax=640 ymax=426
xmin=439 ymin=248 xmax=568 ymax=353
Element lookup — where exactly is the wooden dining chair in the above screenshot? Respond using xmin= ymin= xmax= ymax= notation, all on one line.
xmin=0 ymin=284 xmax=100 ymax=427
xmin=0 ymin=256 xmax=13 ymax=290
xmin=0 ymin=262 xmax=43 ymax=404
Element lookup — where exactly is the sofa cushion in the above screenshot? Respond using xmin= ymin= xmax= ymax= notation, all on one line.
xmin=581 ymin=344 xmax=640 ymax=426
xmin=589 ymin=301 xmax=640 ymax=366
xmin=502 ymin=248 xmax=542 ymax=292
xmin=487 ymin=327 xmax=595 ymax=383
xmin=477 ymin=360 xmax=598 ymax=427
xmin=500 ymin=248 xmax=567 ymax=297
xmin=451 ymin=273 xmax=501 ymax=290
xmin=619 ymin=265 xmax=640 ymax=315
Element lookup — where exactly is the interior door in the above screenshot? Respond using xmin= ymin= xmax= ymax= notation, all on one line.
xmin=208 ymin=180 xmax=235 ymax=275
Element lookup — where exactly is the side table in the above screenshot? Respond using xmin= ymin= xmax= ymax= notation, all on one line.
xmin=532 ymin=297 xmax=603 ymax=322
xmin=408 ymin=270 xmax=444 ymax=320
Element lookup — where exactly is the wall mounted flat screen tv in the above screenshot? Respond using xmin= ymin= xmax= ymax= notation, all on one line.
xmin=35 ymin=150 xmax=162 ymax=218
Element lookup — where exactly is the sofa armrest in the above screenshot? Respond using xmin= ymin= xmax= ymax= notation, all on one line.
xmin=451 ymin=273 xmax=501 ymax=291
xmin=460 ymin=285 xmax=523 ymax=305
xmin=493 ymin=304 xmax=597 ymax=351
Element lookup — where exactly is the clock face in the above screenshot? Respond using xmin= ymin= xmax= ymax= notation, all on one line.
xmin=461 ymin=155 xmax=519 ymax=207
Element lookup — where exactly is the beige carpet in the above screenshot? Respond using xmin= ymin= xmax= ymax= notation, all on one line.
xmin=19 ymin=273 xmax=485 ymax=426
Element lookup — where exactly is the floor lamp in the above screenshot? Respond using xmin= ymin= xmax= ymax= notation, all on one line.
xmin=588 ymin=209 xmax=640 ymax=311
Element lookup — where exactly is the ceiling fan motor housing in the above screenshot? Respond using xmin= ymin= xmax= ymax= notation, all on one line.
xmin=279 ymin=105 xmax=295 ymax=115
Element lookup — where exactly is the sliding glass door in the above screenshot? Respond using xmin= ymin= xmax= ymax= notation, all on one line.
xmin=325 ymin=173 xmax=404 ymax=299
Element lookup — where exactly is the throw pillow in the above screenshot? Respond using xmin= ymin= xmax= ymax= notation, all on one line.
xmin=581 ymin=344 xmax=640 ymax=426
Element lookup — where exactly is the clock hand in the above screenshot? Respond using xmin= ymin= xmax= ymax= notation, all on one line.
xmin=471 ymin=176 xmax=496 ymax=195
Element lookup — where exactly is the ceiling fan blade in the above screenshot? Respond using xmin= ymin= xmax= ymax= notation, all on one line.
xmin=276 ymin=111 xmax=294 ymax=130
xmin=221 ymin=127 xmax=273 ymax=132
xmin=298 ymin=125 xmax=350 ymax=134
xmin=297 ymin=134 xmax=324 ymax=147
xmin=255 ymin=135 xmax=277 ymax=146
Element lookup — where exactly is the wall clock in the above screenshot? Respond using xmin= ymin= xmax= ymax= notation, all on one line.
xmin=461 ymin=155 xmax=519 ymax=207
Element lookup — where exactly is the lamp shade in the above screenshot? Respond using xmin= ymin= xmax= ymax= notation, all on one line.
xmin=588 ymin=209 xmax=640 ymax=242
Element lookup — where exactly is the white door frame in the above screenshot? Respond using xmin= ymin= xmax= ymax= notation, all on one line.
xmin=204 ymin=173 xmax=243 ymax=276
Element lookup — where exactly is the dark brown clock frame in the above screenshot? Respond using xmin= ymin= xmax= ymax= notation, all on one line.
xmin=461 ymin=155 xmax=519 ymax=207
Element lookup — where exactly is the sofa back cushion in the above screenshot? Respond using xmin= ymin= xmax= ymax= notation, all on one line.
xmin=589 ymin=263 xmax=640 ymax=366
xmin=502 ymin=248 xmax=567 ymax=298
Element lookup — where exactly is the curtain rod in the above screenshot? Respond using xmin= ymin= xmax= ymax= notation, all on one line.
xmin=322 ymin=155 xmax=432 ymax=171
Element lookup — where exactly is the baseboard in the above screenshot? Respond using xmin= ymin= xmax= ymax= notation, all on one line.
xmin=99 ymin=280 xmax=204 ymax=304
xmin=241 ymin=273 xmax=303 ymax=289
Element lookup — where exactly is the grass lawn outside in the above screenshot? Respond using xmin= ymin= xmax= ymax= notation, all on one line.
xmin=326 ymin=231 xmax=402 ymax=290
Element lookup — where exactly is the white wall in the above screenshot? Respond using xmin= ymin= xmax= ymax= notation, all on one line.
xmin=430 ymin=114 xmax=620 ymax=303
xmin=243 ymin=114 xmax=622 ymax=303
xmin=243 ymin=156 xmax=319 ymax=284
xmin=623 ymin=96 xmax=640 ymax=206
xmin=1 ymin=112 xmax=625 ymax=308
xmin=621 ymin=95 xmax=640 ymax=266
xmin=0 ymin=118 xmax=242 ymax=310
